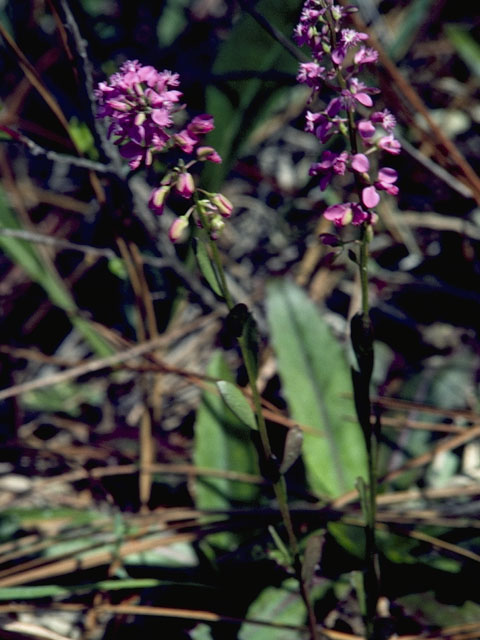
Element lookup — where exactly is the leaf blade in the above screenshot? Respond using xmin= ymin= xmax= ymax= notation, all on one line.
xmin=266 ymin=280 xmax=367 ymax=497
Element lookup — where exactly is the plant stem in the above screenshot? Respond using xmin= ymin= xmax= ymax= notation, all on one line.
xmin=357 ymin=225 xmax=379 ymax=640
xmin=196 ymin=204 xmax=318 ymax=640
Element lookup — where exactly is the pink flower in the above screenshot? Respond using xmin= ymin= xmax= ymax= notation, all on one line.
xmin=324 ymin=202 xmax=369 ymax=227
xmin=354 ymin=46 xmax=378 ymax=66
xmin=378 ymin=134 xmax=401 ymax=155
xmin=344 ymin=78 xmax=378 ymax=108
xmin=362 ymin=186 xmax=380 ymax=208
xmin=375 ymin=167 xmax=399 ymax=195
xmin=351 ymin=153 xmax=370 ymax=173
xmin=96 ymin=61 xmax=220 ymax=169
xmin=174 ymin=129 xmax=199 ymax=153
xmin=187 ymin=114 xmax=215 ymax=135
xmin=371 ymin=109 xmax=397 ymax=132
xmin=358 ymin=119 xmax=376 ymax=140
xmin=310 ymin=150 xmax=349 ymax=190
xmin=297 ymin=62 xmax=326 ymax=89
xmin=332 ymin=29 xmax=369 ymax=65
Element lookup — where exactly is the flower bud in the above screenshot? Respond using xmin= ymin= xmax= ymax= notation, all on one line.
xmin=175 ymin=172 xmax=195 ymax=199
xmin=187 ymin=114 xmax=215 ymax=135
xmin=148 ymin=185 xmax=170 ymax=215
xmin=210 ymin=215 xmax=225 ymax=233
xmin=196 ymin=146 xmax=222 ymax=163
xmin=211 ymin=193 xmax=233 ymax=218
xmin=168 ymin=217 xmax=189 ymax=243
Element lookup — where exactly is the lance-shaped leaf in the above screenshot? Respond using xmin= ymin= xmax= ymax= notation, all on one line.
xmin=266 ymin=280 xmax=367 ymax=497
xmin=192 ymin=237 xmax=223 ymax=298
xmin=217 ymin=380 xmax=257 ymax=431
xmin=193 ymin=352 xmax=260 ymax=548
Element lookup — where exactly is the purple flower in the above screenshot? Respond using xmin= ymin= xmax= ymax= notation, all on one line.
xmin=294 ymin=0 xmax=401 ymax=230
xmin=354 ymin=46 xmax=378 ymax=66
xmin=174 ymin=129 xmax=199 ymax=153
xmin=324 ymin=202 xmax=369 ymax=227
xmin=310 ymin=150 xmax=349 ymax=190
xmin=371 ymin=109 xmax=397 ymax=132
xmin=351 ymin=153 xmax=370 ymax=173
xmin=375 ymin=167 xmax=399 ymax=195
xmin=378 ymin=134 xmax=401 ymax=155
xmin=332 ymin=29 xmax=368 ymax=65
xmin=95 ymin=60 xmax=220 ymax=169
xmin=344 ymin=78 xmax=378 ymax=108
xmin=297 ymin=62 xmax=326 ymax=89
xmin=358 ymin=119 xmax=376 ymax=140
xmin=362 ymin=186 xmax=380 ymax=208
xmin=187 ymin=114 xmax=215 ymax=135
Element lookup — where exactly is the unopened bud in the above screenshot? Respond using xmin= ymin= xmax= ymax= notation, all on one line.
xmin=148 ymin=185 xmax=170 ymax=215
xmin=175 ymin=172 xmax=195 ymax=199
xmin=211 ymin=193 xmax=233 ymax=218
xmin=196 ymin=146 xmax=222 ymax=163
xmin=210 ymin=215 xmax=225 ymax=233
xmin=168 ymin=217 xmax=189 ymax=243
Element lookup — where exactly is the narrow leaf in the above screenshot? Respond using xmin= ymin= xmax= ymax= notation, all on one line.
xmin=193 ymin=237 xmax=223 ymax=298
xmin=238 ymin=579 xmax=306 ymax=640
xmin=301 ymin=533 xmax=324 ymax=588
xmin=279 ymin=427 xmax=303 ymax=474
xmin=193 ymin=352 xmax=260 ymax=547
xmin=217 ymin=380 xmax=257 ymax=431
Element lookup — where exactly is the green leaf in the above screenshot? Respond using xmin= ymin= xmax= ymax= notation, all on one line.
xmin=193 ymin=352 xmax=260 ymax=547
xmin=445 ymin=25 xmax=480 ymax=78
xmin=156 ymin=0 xmax=189 ymax=47
xmin=398 ymin=592 xmax=480 ymax=627
xmin=0 ymin=187 xmax=114 ymax=357
xmin=189 ymin=624 xmax=215 ymax=640
xmin=238 ymin=579 xmax=306 ymax=640
xmin=202 ymin=0 xmax=300 ymax=190
xmin=68 ymin=117 xmax=98 ymax=159
xmin=217 ymin=380 xmax=257 ymax=430
xmin=192 ymin=237 xmax=223 ymax=298
xmin=0 ymin=579 xmax=196 ymax=601
xmin=387 ymin=0 xmax=436 ymax=60
xmin=266 ymin=280 xmax=367 ymax=497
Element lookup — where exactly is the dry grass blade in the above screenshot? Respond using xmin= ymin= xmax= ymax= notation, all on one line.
xmin=0 ymin=532 xmax=195 ymax=588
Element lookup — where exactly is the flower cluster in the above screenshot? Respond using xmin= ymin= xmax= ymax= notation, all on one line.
xmin=95 ymin=60 xmax=230 ymax=241
xmin=294 ymin=1 xmax=401 ymax=228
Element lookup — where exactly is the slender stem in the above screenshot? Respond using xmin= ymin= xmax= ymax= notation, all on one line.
xmin=196 ymin=204 xmax=318 ymax=640
xmin=357 ymin=226 xmax=379 ymax=640
xmin=322 ymin=3 xmax=380 ymax=634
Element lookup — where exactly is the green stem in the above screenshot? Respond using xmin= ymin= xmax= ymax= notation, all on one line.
xmin=358 ymin=226 xmax=379 ymax=640
xmin=196 ymin=203 xmax=318 ymax=640
xmin=322 ymin=3 xmax=380 ymax=632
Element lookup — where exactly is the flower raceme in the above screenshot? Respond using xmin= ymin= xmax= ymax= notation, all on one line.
xmin=95 ymin=60 xmax=229 ymax=241
xmin=294 ymin=0 xmax=401 ymax=229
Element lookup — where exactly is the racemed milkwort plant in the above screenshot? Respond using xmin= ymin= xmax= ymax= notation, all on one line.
xmin=294 ymin=0 xmax=401 ymax=637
